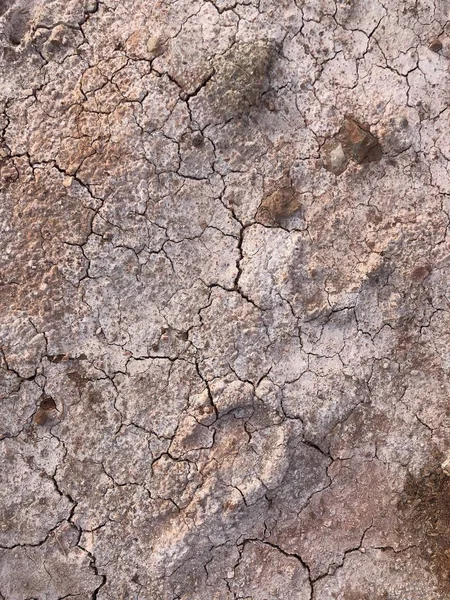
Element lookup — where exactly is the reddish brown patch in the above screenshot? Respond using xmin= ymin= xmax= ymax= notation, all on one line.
xmin=410 ymin=264 xmax=431 ymax=283
xmin=67 ymin=371 xmax=89 ymax=389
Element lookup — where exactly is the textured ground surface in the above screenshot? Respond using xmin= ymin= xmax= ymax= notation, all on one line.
xmin=1 ymin=0 xmax=450 ymax=598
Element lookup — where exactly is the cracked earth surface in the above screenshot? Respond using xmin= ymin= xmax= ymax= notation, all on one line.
xmin=1 ymin=0 xmax=450 ymax=598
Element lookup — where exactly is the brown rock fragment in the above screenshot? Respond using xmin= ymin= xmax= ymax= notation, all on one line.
xmin=33 ymin=395 xmax=58 ymax=425
xmin=321 ymin=138 xmax=348 ymax=175
xmin=429 ymin=39 xmax=443 ymax=52
xmin=126 ymin=30 xmax=165 ymax=60
xmin=255 ymin=186 xmax=301 ymax=226
xmin=146 ymin=36 xmax=165 ymax=59
xmin=322 ymin=116 xmax=382 ymax=175
xmin=341 ymin=117 xmax=382 ymax=164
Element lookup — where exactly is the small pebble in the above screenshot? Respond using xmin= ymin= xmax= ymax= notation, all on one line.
xmin=429 ymin=39 xmax=442 ymax=52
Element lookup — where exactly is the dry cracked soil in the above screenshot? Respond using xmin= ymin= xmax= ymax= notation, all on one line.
xmin=2 ymin=0 xmax=450 ymax=599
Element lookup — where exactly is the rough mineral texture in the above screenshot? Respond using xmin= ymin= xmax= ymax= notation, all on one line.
xmin=1 ymin=0 xmax=450 ymax=599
